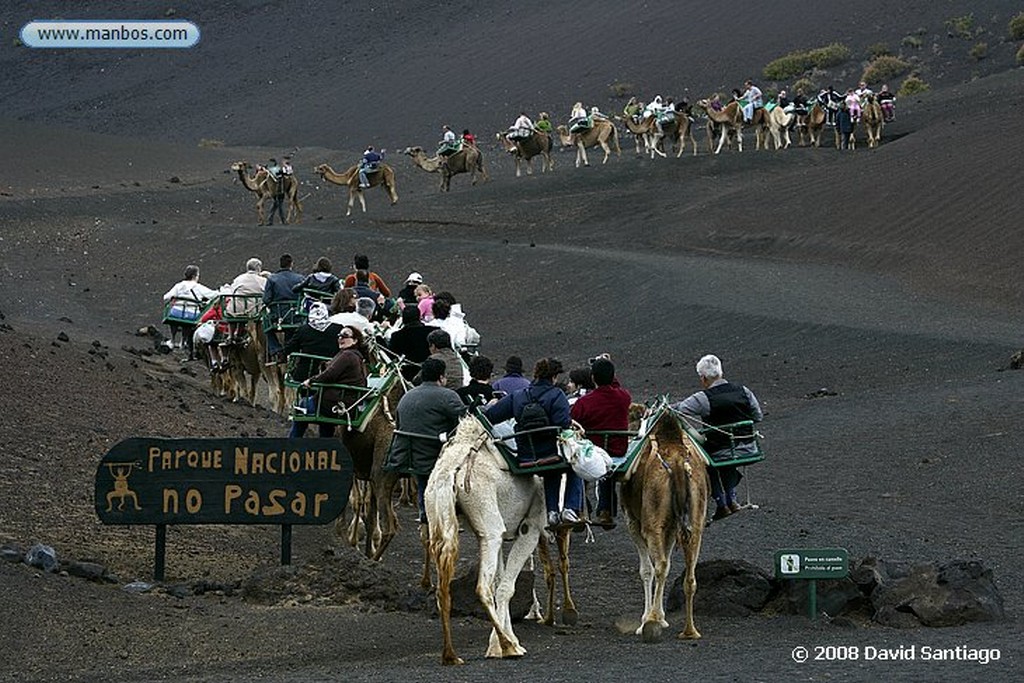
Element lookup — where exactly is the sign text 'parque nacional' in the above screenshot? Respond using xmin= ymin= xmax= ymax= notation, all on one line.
xmin=95 ymin=437 xmax=353 ymax=525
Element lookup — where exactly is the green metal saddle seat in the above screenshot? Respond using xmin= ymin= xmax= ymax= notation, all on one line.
xmin=285 ymin=353 xmax=399 ymax=432
xmin=471 ymin=408 xmax=569 ymax=476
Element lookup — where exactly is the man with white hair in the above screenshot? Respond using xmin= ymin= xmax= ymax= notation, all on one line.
xmin=672 ymin=354 xmax=762 ymax=521
xmin=225 ymin=257 xmax=268 ymax=341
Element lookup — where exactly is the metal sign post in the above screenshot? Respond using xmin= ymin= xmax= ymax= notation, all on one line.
xmin=774 ymin=547 xmax=849 ymax=619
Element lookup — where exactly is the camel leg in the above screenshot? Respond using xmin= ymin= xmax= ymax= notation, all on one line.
xmin=714 ymin=128 xmax=728 ymax=155
xmin=601 ymin=141 xmax=612 ymax=164
xmin=576 ymin=143 xmax=589 ymax=168
xmin=557 ymin=528 xmax=577 ymax=625
xmin=256 ymin=197 xmax=267 ymax=225
xmin=346 ymin=190 xmax=355 ymax=217
xmin=677 ymin=495 xmax=705 ymax=640
xmin=419 ymin=522 xmax=432 ymax=590
xmin=645 ymin=537 xmax=673 ymax=643
xmin=359 ymin=192 xmax=367 ymax=213
xmin=370 ymin=471 xmax=400 ymax=562
xmin=479 ymin=533 xmax=527 ymax=659
xmin=536 ymin=534 xmax=556 ymax=625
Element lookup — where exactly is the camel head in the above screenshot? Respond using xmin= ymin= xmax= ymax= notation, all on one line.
xmin=230 ymin=161 xmax=250 ymax=172
xmin=313 ymin=163 xmax=328 ymax=178
xmin=401 ymin=146 xmax=423 ymax=156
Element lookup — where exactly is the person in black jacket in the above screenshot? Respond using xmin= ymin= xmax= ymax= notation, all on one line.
xmin=282 ymin=302 xmax=342 ymax=438
xmin=672 ymin=354 xmax=763 ymax=520
xmin=388 ymin=306 xmax=433 ymax=381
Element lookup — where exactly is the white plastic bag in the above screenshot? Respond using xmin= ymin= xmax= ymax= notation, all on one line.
xmin=194 ymin=320 xmax=216 ymax=344
xmin=559 ymin=430 xmax=612 ymax=482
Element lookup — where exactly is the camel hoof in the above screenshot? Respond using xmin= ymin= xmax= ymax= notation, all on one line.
xmin=442 ymin=655 xmax=465 ymax=666
xmin=561 ymin=608 xmax=578 ymax=626
xmin=678 ymin=628 xmax=702 ymax=640
xmin=641 ymin=620 xmax=664 ymax=643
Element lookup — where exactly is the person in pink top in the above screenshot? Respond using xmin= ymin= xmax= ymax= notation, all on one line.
xmin=415 ymin=284 xmax=435 ymax=322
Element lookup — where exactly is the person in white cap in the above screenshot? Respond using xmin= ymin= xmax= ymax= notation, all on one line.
xmin=397 ymin=271 xmax=423 ymax=305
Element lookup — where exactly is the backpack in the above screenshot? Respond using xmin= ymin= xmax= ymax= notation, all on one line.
xmin=517 ymin=388 xmax=551 ymax=433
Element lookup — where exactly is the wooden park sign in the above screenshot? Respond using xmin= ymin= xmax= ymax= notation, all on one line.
xmin=95 ymin=437 xmax=354 ymax=579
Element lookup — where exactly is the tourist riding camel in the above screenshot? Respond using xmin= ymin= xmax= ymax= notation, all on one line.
xmin=671 ymin=354 xmax=762 ymax=520
xmin=878 ymin=84 xmax=896 ymax=121
xmin=507 ymin=112 xmax=535 ymax=140
xmin=740 ymin=80 xmax=763 ymax=123
xmin=358 ymin=146 xmax=383 ymax=189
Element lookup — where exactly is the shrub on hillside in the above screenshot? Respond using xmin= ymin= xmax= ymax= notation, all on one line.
xmin=791 ymin=77 xmax=816 ymax=95
xmin=867 ymin=42 xmax=891 ymax=59
xmin=608 ymin=81 xmax=635 ymax=98
xmin=763 ymin=43 xmax=850 ymax=80
xmin=969 ymin=42 xmax=988 ymax=61
xmin=899 ymin=75 xmax=930 ymax=96
xmin=901 ymin=35 xmax=923 ymax=49
xmin=1009 ymin=13 xmax=1024 ymax=40
xmin=945 ymin=14 xmax=976 ymax=40
xmin=862 ymin=56 xmax=912 ymax=84
xmin=1017 ymin=43 xmax=1024 ymax=65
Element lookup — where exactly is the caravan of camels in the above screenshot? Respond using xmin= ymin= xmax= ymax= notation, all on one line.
xmin=163 ymin=245 xmax=761 ymax=666
xmin=231 ymin=82 xmax=892 ymax=223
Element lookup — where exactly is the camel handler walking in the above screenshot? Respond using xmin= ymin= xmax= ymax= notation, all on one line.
xmin=384 ymin=358 xmax=466 ymax=524
xmin=671 ymin=354 xmax=763 ymax=521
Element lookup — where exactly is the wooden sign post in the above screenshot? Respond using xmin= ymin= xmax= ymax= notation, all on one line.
xmin=95 ymin=437 xmax=354 ymax=580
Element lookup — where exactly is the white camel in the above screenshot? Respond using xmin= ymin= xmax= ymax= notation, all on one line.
xmin=426 ymin=414 xmax=569 ymax=665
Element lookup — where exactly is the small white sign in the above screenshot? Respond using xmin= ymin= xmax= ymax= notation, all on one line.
xmin=780 ymin=553 xmax=801 ymax=574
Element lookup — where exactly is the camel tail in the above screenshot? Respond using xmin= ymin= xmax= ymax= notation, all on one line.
xmin=670 ymin=456 xmax=695 ymax=534
xmin=427 ymin=469 xmax=461 ymax=578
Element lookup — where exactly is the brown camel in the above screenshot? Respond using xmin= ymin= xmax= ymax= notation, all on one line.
xmin=555 ymin=118 xmax=621 ymax=167
xmin=695 ymin=99 xmax=744 ymax=154
xmin=619 ymin=402 xmax=707 ymax=643
xmin=230 ymin=161 xmax=302 ymax=225
xmin=861 ymin=95 xmax=884 ymax=148
xmin=314 ymin=163 xmax=398 ymax=217
xmin=747 ymin=107 xmax=772 ymax=151
xmin=798 ymin=103 xmax=827 ymax=148
xmin=496 ymin=131 xmax=555 ymax=176
xmin=401 ymin=145 xmax=488 ymax=192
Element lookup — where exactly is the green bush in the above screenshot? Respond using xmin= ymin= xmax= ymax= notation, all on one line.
xmin=791 ymin=77 xmax=817 ymax=95
xmin=867 ymin=42 xmax=891 ymax=59
xmin=899 ymin=75 xmax=930 ymax=96
xmin=1009 ymin=13 xmax=1024 ymax=40
xmin=1017 ymin=43 xmax=1024 ymax=65
xmin=969 ymin=42 xmax=988 ymax=60
xmin=946 ymin=14 xmax=975 ymax=39
xmin=608 ymin=81 xmax=635 ymax=98
xmin=808 ymin=43 xmax=851 ymax=68
xmin=763 ymin=43 xmax=851 ymax=80
xmin=901 ymin=35 xmax=923 ymax=49
xmin=862 ymin=56 xmax=912 ymax=84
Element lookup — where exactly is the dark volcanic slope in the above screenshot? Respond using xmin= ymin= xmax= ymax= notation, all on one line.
xmin=3 ymin=0 xmax=1021 ymax=146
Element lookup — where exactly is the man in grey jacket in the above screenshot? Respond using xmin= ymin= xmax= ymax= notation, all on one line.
xmin=386 ymin=358 xmax=466 ymax=523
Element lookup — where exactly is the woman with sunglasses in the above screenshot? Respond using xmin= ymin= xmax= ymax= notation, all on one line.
xmin=301 ymin=325 xmax=368 ymax=436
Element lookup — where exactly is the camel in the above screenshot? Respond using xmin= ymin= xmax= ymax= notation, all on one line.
xmin=314 ymin=163 xmax=398 ymax=217
xmin=620 ymin=113 xmax=698 ymax=159
xmin=861 ymin=95 xmax=884 ymax=148
xmin=230 ymin=161 xmax=302 ymax=225
xmin=555 ymin=118 xmax=621 ymax=168
xmin=619 ymin=401 xmax=708 ymax=643
xmin=694 ymin=100 xmax=744 ymax=154
xmin=747 ymin=107 xmax=772 ymax=151
xmin=767 ymin=106 xmax=795 ymax=150
xmin=426 ymin=414 xmax=577 ymax=665
xmin=496 ymin=131 xmax=555 ymax=176
xmin=798 ymin=103 xmax=827 ymax=148
xmin=402 ymin=145 xmax=488 ymax=192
